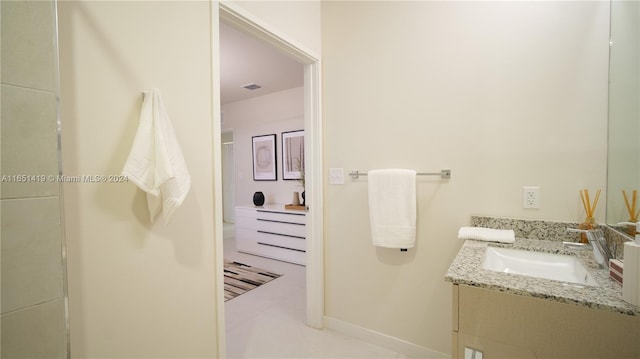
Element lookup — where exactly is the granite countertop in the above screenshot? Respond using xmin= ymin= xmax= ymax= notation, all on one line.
xmin=445 ymin=237 xmax=640 ymax=316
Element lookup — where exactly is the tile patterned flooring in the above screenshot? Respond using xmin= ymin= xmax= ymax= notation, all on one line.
xmin=223 ymin=223 xmax=409 ymax=358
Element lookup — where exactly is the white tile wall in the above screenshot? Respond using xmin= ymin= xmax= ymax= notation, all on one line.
xmin=1 ymin=299 xmax=68 ymax=359
xmin=1 ymin=85 xmax=60 ymax=199
xmin=1 ymin=197 xmax=64 ymax=314
xmin=1 ymin=2 xmax=67 ymax=358
xmin=1 ymin=1 xmax=57 ymax=91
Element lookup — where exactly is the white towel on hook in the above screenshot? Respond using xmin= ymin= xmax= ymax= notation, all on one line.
xmin=368 ymin=169 xmax=417 ymax=249
xmin=122 ymin=88 xmax=191 ymax=224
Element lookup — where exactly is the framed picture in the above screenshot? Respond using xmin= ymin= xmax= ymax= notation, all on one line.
xmin=282 ymin=130 xmax=304 ymax=180
xmin=252 ymin=134 xmax=277 ymax=181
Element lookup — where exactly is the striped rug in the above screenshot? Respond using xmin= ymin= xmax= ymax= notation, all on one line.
xmin=224 ymin=260 xmax=282 ymax=301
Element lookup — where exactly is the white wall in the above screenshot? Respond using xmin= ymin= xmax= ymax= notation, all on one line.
xmin=322 ymin=1 xmax=609 ymax=356
xmin=222 ymin=87 xmax=305 ymax=206
xmin=58 ymin=2 xmax=218 ymax=357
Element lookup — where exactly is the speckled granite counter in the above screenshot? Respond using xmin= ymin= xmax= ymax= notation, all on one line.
xmin=446 ymin=237 xmax=640 ymax=316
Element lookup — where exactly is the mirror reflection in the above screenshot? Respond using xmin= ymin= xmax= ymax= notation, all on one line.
xmin=606 ymin=0 xmax=640 ymax=233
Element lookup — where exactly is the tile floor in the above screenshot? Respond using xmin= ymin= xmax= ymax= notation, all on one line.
xmin=223 ymin=222 xmax=409 ymax=358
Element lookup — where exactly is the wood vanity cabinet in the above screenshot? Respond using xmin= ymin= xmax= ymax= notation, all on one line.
xmin=451 ymin=284 xmax=640 ymax=358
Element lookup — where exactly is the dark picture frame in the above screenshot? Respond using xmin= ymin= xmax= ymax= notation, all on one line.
xmin=252 ymin=134 xmax=277 ymax=181
xmin=282 ymin=130 xmax=304 ymax=180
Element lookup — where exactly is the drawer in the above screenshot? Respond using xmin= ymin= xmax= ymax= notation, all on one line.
xmin=256 ymin=210 xmax=305 ymax=225
xmin=238 ymin=238 xmax=306 ymax=265
xmin=256 ymin=220 xmax=305 ymax=238
xmin=257 ymin=231 xmax=306 ymax=251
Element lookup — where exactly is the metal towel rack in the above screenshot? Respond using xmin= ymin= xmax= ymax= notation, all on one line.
xmin=349 ymin=169 xmax=451 ymax=180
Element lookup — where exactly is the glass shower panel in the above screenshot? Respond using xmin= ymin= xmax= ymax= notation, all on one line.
xmin=1 ymin=0 xmax=69 ymax=357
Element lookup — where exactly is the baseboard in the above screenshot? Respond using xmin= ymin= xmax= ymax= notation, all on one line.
xmin=323 ymin=316 xmax=450 ymax=359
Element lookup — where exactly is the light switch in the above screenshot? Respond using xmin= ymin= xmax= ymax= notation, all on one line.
xmin=464 ymin=347 xmax=483 ymax=359
xmin=329 ymin=168 xmax=344 ymax=185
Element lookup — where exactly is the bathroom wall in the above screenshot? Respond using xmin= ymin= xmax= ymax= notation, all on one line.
xmin=57 ymin=2 xmax=218 ymax=357
xmin=228 ymin=0 xmax=321 ymax=57
xmin=1 ymin=1 xmax=68 ymax=357
xmin=222 ymin=87 xmax=305 ymax=207
xmin=322 ymin=1 xmax=609 ymax=356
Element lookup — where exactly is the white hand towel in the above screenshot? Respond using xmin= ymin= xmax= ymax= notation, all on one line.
xmin=458 ymin=227 xmax=515 ymax=244
xmin=122 ymin=88 xmax=191 ymax=223
xmin=368 ymin=169 xmax=417 ymax=248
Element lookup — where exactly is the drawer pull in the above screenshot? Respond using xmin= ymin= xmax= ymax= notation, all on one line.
xmin=257 ymin=209 xmax=305 ymax=216
xmin=257 ymin=218 xmax=305 ymax=226
xmin=258 ymin=230 xmax=305 ymax=239
xmin=258 ymin=241 xmax=306 ymax=253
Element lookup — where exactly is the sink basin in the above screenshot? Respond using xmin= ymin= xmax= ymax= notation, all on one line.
xmin=482 ymin=247 xmax=599 ymax=286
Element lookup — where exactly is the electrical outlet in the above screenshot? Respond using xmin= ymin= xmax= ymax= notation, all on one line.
xmin=523 ymin=186 xmax=540 ymax=209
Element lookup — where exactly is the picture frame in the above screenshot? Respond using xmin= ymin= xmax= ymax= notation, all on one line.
xmin=282 ymin=130 xmax=305 ymax=180
xmin=252 ymin=134 xmax=277 ymax=181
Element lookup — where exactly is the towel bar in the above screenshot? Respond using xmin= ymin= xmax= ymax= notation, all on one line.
xmin=349 ymin=169 xmax=451 ymax=180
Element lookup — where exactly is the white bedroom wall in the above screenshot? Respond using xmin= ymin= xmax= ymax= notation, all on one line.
xmin=222 ymin=87 xmax=305 ymax=206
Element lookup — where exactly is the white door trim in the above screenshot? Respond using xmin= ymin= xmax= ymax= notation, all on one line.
xmin=212 ymin=1 xmax=324 ymax=355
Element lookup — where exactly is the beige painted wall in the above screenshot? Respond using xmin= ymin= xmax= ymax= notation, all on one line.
xmin=227 ymin=0 xmax=321 ymax=57
xmin=322 ymin=1 xmax=609 ymax=356
xmin=58 ymin=2 xmax=218 ymax=357
xmin=222 ymin=87 xmax=305 ymax=206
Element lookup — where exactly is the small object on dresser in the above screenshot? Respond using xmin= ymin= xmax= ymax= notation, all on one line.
xmin=285 ymin=204 xmax=306 ymax=210
xmin=253 ymin=191 xmax=265 ymax=206
xmin=286 ymin=191 xmax=305 ymax=210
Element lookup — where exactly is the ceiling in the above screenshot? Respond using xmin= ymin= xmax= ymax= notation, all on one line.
xmin=219 ymin=22 xmax=304 ymax=105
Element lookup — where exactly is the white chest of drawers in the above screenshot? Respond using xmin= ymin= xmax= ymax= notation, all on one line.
xmin=234 ymin=205 xmax=306 ymax=265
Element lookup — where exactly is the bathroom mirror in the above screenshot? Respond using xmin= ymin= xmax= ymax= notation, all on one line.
xmin=606 ymin=0 xmax=639 ymax=234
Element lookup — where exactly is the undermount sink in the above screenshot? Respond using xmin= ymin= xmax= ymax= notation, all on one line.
xmin=482 ymin=247 xmax=599 ymax=287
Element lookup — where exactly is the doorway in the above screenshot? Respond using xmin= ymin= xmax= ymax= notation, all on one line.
xmin=221 ymin=129 xmax=235 ymax=224
xmin=214 ymin=3 xmax=323 ymax=356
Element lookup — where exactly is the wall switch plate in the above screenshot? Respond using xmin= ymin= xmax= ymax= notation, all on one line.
xmin=523 ymin=186 xmax=540 ymax=209
xmin=464 ymin=347 xmax=483 ymax=359
xmin=329 ymin=168 xmax=344 ymax=185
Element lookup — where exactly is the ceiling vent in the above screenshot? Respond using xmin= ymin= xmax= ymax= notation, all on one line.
xmin=242 ymin=83 xmax=262 ymax=90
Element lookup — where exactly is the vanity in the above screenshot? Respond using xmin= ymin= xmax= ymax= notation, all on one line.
xmin=446 ymin=218 xmax=640 ymax=358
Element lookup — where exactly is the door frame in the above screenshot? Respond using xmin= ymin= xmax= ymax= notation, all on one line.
xmin=211 ymin=2 xmax=324 ymax=356
xmin=221 ymin=128 xmax=235 ymax=223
